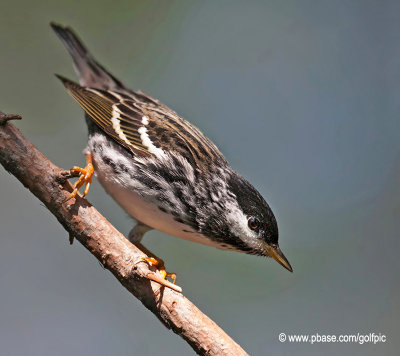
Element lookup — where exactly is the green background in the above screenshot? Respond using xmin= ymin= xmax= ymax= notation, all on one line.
xmin=1 ymin=1 xmax=399 ymax=355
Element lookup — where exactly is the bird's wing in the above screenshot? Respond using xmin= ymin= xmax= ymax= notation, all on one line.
xmin=57 ymin=75 xmax=227 ymax=167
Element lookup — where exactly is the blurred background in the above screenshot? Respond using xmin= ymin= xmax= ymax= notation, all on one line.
xmin=1 ymin=0 xmax=399 ymax=355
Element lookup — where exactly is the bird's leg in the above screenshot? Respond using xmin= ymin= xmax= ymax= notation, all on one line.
xmin=128 ymin=222 xmax=153 ymax=244
xmin=129 ymin=222 xmax=180 ymax=292
xmin=65 ymin=152 xmax=94 ymax=202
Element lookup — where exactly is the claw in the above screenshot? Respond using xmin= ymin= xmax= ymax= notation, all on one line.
xmin=142 ymin=257 xmax=181 ymax=292
xmin=147 ymin=272 xmax=182 ymax=293
xmin=64 ymin=153 xmax=94 ymax=202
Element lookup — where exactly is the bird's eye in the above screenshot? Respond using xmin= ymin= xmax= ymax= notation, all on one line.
xmin=248 ymin=216 xmax=260 ymax=231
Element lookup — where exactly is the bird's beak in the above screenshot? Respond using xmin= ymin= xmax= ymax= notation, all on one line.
xmin=266 ymin=244 xmax=293 ymax=272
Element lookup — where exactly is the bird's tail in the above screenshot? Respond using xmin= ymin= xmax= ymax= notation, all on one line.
xmin=50 ymin=22 xmax=126 ymax=90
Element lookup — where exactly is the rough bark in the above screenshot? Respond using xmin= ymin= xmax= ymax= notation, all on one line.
xmin=0 ymin=116 xmax=248 ymax=356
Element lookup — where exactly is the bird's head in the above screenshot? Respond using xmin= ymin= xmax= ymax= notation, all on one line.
xmin=221 ymin=172 xmax=293 ymax=272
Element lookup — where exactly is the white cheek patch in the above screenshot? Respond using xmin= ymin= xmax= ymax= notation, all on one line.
xmin=224 ymin=200 xmax=266 ymax=253
xmin=225 ymin=203 xmax=255 ymax=239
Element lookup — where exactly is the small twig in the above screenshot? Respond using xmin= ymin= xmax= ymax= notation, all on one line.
xmin=0 ymin=111 xmax=22 ymax=125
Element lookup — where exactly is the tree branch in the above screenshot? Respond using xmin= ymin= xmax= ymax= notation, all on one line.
xmin=0 ymin=114 xmax=248 ymax=356
xmin=0 ymin=111 xmax=22 ymax=125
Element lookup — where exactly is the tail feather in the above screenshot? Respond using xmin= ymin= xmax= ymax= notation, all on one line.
xmin=51 ymin=22 xmax=126 ymax=90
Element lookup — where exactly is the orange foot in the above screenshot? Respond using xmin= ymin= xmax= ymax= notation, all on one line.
xmin=65 ymin=153 xmax=94 ymax=202
xmin=143 ymin=257 xmax=182 ymax=293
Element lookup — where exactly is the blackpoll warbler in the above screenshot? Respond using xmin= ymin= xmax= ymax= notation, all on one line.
xmin=51 ymin=23 xmax=292 ymax=290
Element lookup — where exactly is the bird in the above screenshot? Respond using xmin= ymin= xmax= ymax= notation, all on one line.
xmin=51 ymin=22 xmax=292 ymax=291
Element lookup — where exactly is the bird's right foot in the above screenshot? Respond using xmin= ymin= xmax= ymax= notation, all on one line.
xmin=64 ymin=153 xmax=94 ymax=202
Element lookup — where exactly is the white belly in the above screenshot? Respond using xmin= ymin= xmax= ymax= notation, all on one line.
xmin=99 ymin=170 xmax=193 ymax=238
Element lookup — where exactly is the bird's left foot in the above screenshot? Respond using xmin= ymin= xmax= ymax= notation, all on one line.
xmin=144 ymin=257 xmax=177 ymax=283
xmin=142 ymin=256 xmax=181 ymax=293
xmin=129 ymin=223 xmax=182 ymax=292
